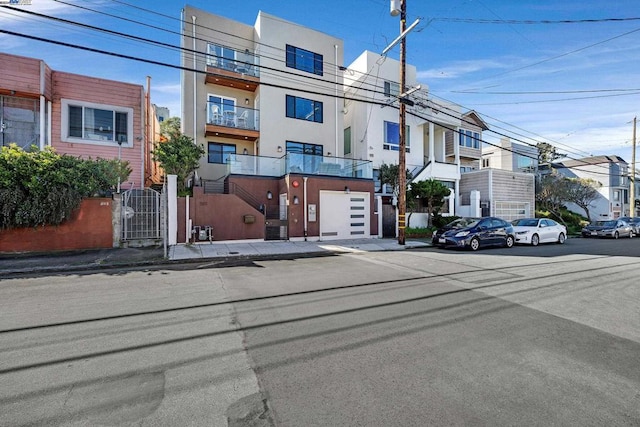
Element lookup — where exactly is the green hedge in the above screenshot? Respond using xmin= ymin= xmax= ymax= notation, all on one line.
xmin=0 ymin=144 xmax=130 ymax=229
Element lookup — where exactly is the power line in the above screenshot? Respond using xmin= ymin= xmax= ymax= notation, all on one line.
xmin=1 ymin=11 xmax=629 ymax=179
xmin=434 ymin=17 xmax=640 ymax=25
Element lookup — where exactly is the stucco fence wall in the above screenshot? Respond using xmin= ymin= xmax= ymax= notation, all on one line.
xmin=0 ymin=198 xmax=114 ymax=254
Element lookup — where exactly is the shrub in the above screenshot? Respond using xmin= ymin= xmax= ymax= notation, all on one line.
xmin=0 ymin=144 xmax=130 ymax=229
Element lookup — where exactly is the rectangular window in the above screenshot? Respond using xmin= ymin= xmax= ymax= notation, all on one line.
xmin=208 ymin=94 xmax=236 ymax=126
xmin=384 ymin=81 xmax=400 ymax=98
xmin=62 ymin=99 xmax=132 ymax=146
xmin=344 ymin=126 xmax=351 ymax=155
xmin=383 ymin=121 xmax=410 ymax=152
xmin=459 ymin=129 xmax=480 ymax=149
xmin=286 ymin=45 xmax=323 ymax=76
xmin=208 ymin=142 xmax=236 ymax=164
xmin=286 ymin=95 xmax=323 ymax=123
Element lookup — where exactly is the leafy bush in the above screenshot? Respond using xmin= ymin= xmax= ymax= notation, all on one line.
xmin=0 ymin=144 xmax=130 ymax=229
xmin=536 ymin=208 xmax=587 ymax=235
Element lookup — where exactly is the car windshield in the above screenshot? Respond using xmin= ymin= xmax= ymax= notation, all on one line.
xmin=602 ymin=220 xmax=617 ymax=227
xmin=513 ymin=219 xmax=539 ymax=227
xmin=448 ymin=218 xmax=479 ymax=229
xmin=589 ymin=221 xmax=606 ymax=227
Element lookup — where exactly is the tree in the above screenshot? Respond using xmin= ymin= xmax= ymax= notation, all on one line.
xmin=378 ymin=163 xmax=412 ymax=197
xmin=152 ymin=132 xmax=205 ymax=194
xmin=159 ymin=116 xmax=181 ymax=141
xmin=565 ymin=177 xmax=601 ymax=221
xmin=537 ymin=142 xmax=564 ymax=164
xmin=536 ymin=173 xmax=570 ymax=226
xmin=408 ymin=179 xmax=451 ymax=227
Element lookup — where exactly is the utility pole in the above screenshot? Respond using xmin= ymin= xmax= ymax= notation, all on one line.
xmin=397 ymin=0 xmax=407 ymax=245
xmin=632 ymin=116 xmax=637 ymax=216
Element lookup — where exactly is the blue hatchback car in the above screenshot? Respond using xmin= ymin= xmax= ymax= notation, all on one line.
xmin=436 ymin=217 xmax=515 ymax=251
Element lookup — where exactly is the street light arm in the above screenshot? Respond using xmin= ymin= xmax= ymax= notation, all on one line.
xmin=381 ymin=18 xmax=421 ymax=56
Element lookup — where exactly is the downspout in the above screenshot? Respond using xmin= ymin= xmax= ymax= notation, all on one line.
xmin=303 ymin=176 xmax=308 ymax=240
xmin=334 ymin=44 xmax=339 ymax=157
xmin=146 ymin=76 xmax=151 ymax=187
xmin=192 ymin=15 xmax=197 ymax=143
xmin=180 ymin=8 xmax=185 ymax=133
xmin=39 ymin=60 xmax=45 ymax=149
xmin=140 ymin=85 xmax=145 ymax=189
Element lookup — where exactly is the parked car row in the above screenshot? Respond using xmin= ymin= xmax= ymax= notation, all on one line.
xmin=432 ymin=216 xmax=567 ymax=251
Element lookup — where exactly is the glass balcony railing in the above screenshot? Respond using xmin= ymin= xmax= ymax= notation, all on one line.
xmin=206 ymin=103 xmax=259 ymax=131
xmin=206 ymin=43 xmax=259 ymax=78
xmin=227 ymin=153 xmax=373 ymax=179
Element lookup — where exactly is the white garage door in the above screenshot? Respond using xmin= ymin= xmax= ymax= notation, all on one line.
xmin=319 ymin=190 xmax=370 ymax=240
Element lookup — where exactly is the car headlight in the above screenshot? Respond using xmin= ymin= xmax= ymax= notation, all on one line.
xmin=455 ymin=231 xmax=470 ymax=237
xmin=515 ymin=231 xmax=528 ymax=235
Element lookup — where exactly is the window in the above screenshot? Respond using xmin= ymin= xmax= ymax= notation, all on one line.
xmin=384 ymin=81 xmax=400 ymax=98
xmin=286 ymin=95 xmax=323 ymax=123
xmin=62 ymin=99 xmax=133 ymax=146
xmin=460 ymin=166 xmax=475 ymax=173
xmin=286 ymin=45 xmax=323 ymax=76
xmin=208 ymin=142 xmax=236 ymax=164
xmin=344 ymin=127 xmax=351 ymax=155
xmin=383 ymin=121 xmax=410 ymax=152
xmin=286 ymin=141 xmax=323 ymax=156
xmin=458 ymin=129 xmax=480 ymax=149
xmin=208 ymin=94 xmax=236 ymax=125
xmin=482 ymin=158 xmax=490 ymax=168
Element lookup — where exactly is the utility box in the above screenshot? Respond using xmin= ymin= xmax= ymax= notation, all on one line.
xmin=243 ymin=214 xmax=255 ymax=224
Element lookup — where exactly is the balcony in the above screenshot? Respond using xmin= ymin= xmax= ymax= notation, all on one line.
xmin=226 ymin=153 xmax=373 ymax=179
xmin=205 ymin=104 xmax=259 ymax=142
xmin=205 ymin=43 xmax=259 ymax=92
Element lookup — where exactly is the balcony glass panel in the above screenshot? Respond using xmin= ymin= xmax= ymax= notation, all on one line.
xmin=227 ymin=154 xmax=284 ymax=177
xmin=207 ymin=102 xmax=259 ymax=131
xmin=226 ymin=154 xmax=372 ymax=179
xmin=206 ymin=43 xmax=259 ymax=77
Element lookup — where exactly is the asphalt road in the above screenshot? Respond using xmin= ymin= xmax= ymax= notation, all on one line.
xmin=1 ymin=237 xmax=639 ymax=426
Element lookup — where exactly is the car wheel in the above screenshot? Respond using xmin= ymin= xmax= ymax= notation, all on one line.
xmin=505 ymin=235 xmax=515 ymax=248
xmin=470 ymin=237 xmax=480 ymax=251
xmin=531 ymin=234 xmax=539 ymax=246
xmin=614 ymin=231 xmax=619 ymax=239
xmin=630 ymin=232 xmax=634 ymax=238
xmin=557 ymin=233 xmax=566 ymax=244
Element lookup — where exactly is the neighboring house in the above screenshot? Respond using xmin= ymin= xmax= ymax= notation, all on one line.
xmin=0 ymin=52 xmax=150 ymax=190
xmin=459 ymin=168 xmax=536 ymax=221
xmin=554 ymin=155 xmax=630 ymax=219
xmin=180 ymin=6 xmax=375 ymax=242
xmin=482 ymin=137 xmax=538 ymax=173
xmin=342 ymin=51 xmax=489 ymax=233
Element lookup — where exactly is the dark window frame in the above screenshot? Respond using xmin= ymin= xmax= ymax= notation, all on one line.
xmin=285 ymin=95 xmax=323 ymax=123
xmin=208 ymin=142 xmax=236 ymax=164
xmin=286 ymin=44 xmax=323 ymax=76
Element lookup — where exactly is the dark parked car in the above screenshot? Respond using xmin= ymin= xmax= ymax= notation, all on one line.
xmin=435 ymin=217 xmax=515 ymax=251
xmin=581 ymin=221 xmax=607 ymax=237
xmin=432 ymin=217 xmax=481 ymax=246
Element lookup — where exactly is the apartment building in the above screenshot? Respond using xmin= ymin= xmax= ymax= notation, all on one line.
xmin=343 ymin=51 xmax=488 ymax=232
xmin=0 ymin=52 xmax=148 ymax=189
xmin=180 ymin=6 xmax=375 ymax=241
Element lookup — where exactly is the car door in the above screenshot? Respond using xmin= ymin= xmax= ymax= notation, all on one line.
xmin=539 ymin=219 xmax=555 ymax=243
xmin=476 ymin=219 xmax=494 ymax=245
xmin=490 ymin=218 xmax=506 ymax=245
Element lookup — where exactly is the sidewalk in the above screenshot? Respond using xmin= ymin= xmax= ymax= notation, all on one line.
xmin=0 ymin=238 xmax=431 ymax=276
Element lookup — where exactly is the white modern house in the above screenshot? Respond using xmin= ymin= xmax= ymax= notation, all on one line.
xmin=554 ymin=156 xmax=630 ymax=219
xmin=343 ymin=51 xmax=488 ymax=232
xmin=179 ymin=5 xmax=376 ymax=242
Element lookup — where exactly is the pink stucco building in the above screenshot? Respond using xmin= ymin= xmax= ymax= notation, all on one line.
xmin=0 ymin=52 xmax=149 ymax=189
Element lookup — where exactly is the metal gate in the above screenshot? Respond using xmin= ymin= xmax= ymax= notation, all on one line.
xmin=121 ymin=188 xmax=162 ymax=240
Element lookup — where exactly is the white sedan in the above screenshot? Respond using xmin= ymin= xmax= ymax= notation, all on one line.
xmin=512 ymin=218 xmax=567 ymax=246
